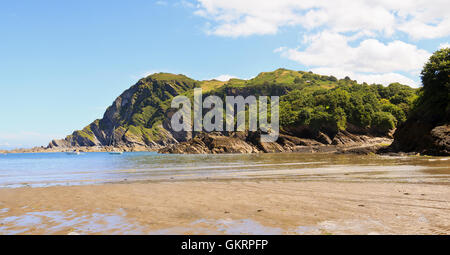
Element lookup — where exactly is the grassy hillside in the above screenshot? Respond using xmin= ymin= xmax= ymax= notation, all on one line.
xmin=50 ymin=69 xmax=418 ymax=148
xmin=206 ymin=69 xmax=417 ymax=136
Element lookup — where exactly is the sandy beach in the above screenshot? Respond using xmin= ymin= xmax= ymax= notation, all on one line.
xmin=0 ymin=180 xmax=449 ymax=235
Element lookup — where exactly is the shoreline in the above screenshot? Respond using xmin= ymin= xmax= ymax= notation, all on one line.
xmin=0 ymin=179 xmax=449 ymax=235
xmin=0 ymin=146 xmax=424 ymax=157
xmin=1 ymin=131 xmax=395 ymax=155
xmin=1 ymin=151 xmax=449 ymax=190
xmin=2 ymin=136 xmax=434 ymax=156
xmin=0 ymin=146 xmax=159 ymax=154
xmin=0 ymin=140 xmax=393 ymax=155
xmin=1 ymin=145 xmax=384 ymax=154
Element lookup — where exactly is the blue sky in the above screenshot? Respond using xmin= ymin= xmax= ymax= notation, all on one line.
xmin=0 ymin=0 xmax=449 ymax=149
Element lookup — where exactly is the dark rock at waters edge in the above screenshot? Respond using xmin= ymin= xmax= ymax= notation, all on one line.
xmin=430 ymin=125 xmax=450 ymax=155
xmin=390 ymin=120 xmax=449 ymax=156
xmin=159 ymin=131 xmax=392 ymax=154
xmin=159 ymin=132 xmax=258 ymax=154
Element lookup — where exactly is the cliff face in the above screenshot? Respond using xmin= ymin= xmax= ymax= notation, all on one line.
xmin=48 ymin=73 xmax=198 ymax=150
xmin=48 ymin=68 xmax=417 ymax=153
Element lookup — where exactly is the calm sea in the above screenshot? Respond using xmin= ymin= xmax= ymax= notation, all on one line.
xmin=0 ymin=152 xmax=449 ymax=188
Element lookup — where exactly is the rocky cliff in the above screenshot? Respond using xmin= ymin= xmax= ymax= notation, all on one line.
xmin=48 ymin=73 xmax=198 ymax=151
xmin=47 ymin=69 xmax=418 ymax=153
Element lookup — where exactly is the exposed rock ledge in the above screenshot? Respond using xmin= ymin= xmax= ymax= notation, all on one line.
xmin=2 ymin=131 xmax=392 ymax=155
xmin=390 ymin=123 xmax=450 ymax=156
xmin=159 ymin=131 xmax=392 ymax=155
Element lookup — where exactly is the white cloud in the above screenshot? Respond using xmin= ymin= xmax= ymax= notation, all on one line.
xmin=193 ymin=0 xmax=450 ymax=39
xmin=310 ymin=67 xmax=419 ymax=87
xmin=440 ymin=43 xmax=450 ymax=49
xmin=399 ymin=19 xmax=450 ymax=40
xmin=190 ymin=0 xmax=448 ymax=87
xmin=276 ymin=31 xmax=429 ymax=87
xmin=354 ymin=73 xmax=418 ymax=87
xmin=277 ymin=31 xmax=430 ymax=73
xmin=211 ymin=74 xmax=237 ymax=81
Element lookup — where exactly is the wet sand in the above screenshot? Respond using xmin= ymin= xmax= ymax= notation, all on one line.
xmin=1 ymin=180 xmax=449 ymax=234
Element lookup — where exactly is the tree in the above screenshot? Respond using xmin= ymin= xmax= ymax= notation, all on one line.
xmin=381 ymin=102 xmax=406 ymax=124
xmin=421 ymin=48 xmax=450 ymax=94
xmin=417 ymin=47 xmax=450 ymax=123
xmin=371 ymin=112 xmax=396 ymax=134
xmin=328 ymin=76 xmax=338 ymax=82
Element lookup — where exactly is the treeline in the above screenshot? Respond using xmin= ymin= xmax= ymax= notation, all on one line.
xmin=280 ymin=81 xmax=417 ymax=135
xmin=206 ymin=69 xmax=418 ymax=136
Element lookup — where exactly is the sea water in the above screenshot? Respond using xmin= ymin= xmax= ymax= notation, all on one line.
xmin=0 ymin=152 xmax=449 ymax=188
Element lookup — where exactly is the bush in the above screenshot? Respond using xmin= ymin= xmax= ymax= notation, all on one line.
xmin=416 ymin=47 xmax=450 ymax=123
xmin=371 ymin=112 xmax=396 ymax=134
xmin=381 ymin=103 xmax=406 ymax=124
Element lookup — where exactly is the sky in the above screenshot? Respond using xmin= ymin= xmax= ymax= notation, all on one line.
xmin=0 ymin=0 xmax=449 ymax=149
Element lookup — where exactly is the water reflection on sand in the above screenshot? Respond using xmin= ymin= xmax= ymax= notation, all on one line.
xmin=0 ymin=209 xmax=144 ymax=235
xmin=0 ymin=152 xmax=448 ymax=235
xmin=0 ymin=152 xmax=449 ymax=188
xmin=0 ymin=210 xmax=394 ymax=235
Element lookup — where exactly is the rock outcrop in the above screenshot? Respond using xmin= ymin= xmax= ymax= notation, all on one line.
xmin=429 ymin=125 xmax=450 ymax=155
xmin=159 ymin=131 xmax=392 ymax=154
xmin=48 ymin=73 xmax=198 ymax=150
xmin=391 ymin=121 xmax=449 ymax=156
xmin=160 ymin=132 xmax=259 ymax=154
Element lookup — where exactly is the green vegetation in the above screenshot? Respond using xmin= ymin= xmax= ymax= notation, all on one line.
xmin=200 ymin=80 xmax=227 ymax=92
xmin=390 ymin=48 xmax=449 ymax=155
xmin=371 ymin=112 xmax=396 ymax=134
xmin=91 ymin=72 xmax=198 ymax=145
xmin=412 ymin=47 xmax=450 ymax=124
xmin=279 ymin=80 xmax=416 ymax=135
xmin=73 ymin=120 xmax=98 ymax=143
xmin=68 ymin=69 xmax=418 ymax=146
xmin=206 ymin=68 xmax=417 ymax=136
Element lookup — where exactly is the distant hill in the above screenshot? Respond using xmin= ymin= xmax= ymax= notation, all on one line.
xmin=48 ymin=68 xmax=418 ymax=151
